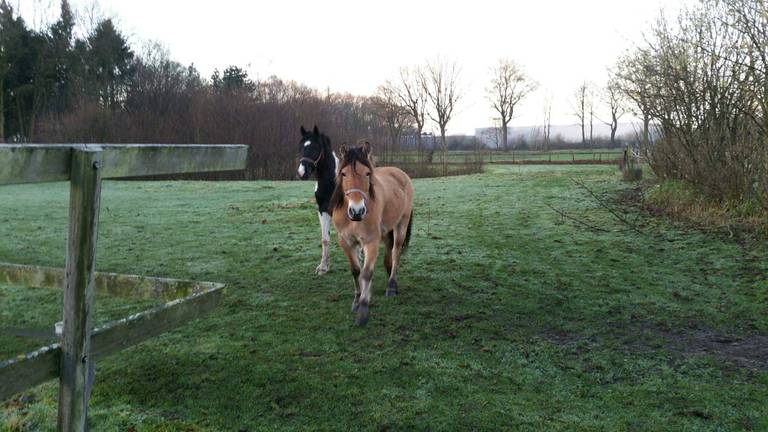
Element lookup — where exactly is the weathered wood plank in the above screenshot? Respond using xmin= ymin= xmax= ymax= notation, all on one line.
xmin=100 ymin=144 xmax=248 ymax=178
xmin=89 ymin=285 xmax=223 ymax=360
xmin=0 ymin=262 xmax=215 ymax=301
xmin=0 ymin=284 xmax=224 ymax=402
xmin=0 ymin=144 xmax=247 ymax=185
xmin=0 ymin=344 xmax=60 ymax=401
xmin=92 ymin=272 xmax=206 ymax=300
xmin=0 ymin=263 xmax=64 ymax=290
xmin=0 ymin=145 xmax=71 ymax=185
xmin=58 ymin=148 xmax=101 ymax=432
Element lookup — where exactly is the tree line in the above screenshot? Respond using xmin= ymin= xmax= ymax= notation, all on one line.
xmin=4 ymin=0 xmax=638 ymax=181
xmin=0 ymin=0 xmax=136 ymax=142
xmin=0 ymin=1 xmax=486 ymax=179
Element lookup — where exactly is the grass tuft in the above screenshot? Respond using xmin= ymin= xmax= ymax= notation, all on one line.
xmin=645 ymin=179 xmax=768 ymax=234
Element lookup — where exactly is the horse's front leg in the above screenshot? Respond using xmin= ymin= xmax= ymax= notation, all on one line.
xmin=315 ymin=212 xmax=331 ymax=275
xmin=356 ymin=240 xmax=380 ymax=326
xmin=340 ymin=239 xmax=361 ymax=312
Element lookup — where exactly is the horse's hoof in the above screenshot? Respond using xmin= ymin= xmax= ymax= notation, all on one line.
xmin=356 ymin=303 xmax=369 ymax=326
xmin=315 ymin=264 xmax=329 ymax=275
xmin=351 ymin=301 xmax=359 ymax=313
xmin=386 ymin=280 xmax=398 ymax=297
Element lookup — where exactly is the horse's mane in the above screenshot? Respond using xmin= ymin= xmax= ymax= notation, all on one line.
xmin=330 ymin=144 xmax=376 ymax=210
xmin=319 ymin=132 xmax=332 ymax=153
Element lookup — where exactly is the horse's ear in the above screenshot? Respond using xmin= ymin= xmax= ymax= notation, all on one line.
xmin=300 ymin=125 xmax=307 ymax=135
xmin=361 ymin=141 xmax=372 ymax=157
xmin=340 ymin=143 xmax=348 ymax=157
xmin=313 ymin=125 xmax=319 ymax=136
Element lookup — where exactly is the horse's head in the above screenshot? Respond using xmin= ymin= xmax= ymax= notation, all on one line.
xmin=297 ymin=125 xmax=325 ymax=180
xmin=333 ymin=141 xmax=375 ymax=222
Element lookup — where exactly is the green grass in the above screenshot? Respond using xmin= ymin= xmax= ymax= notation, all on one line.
xmin=1 ymin=165 xmax=767 ymax=431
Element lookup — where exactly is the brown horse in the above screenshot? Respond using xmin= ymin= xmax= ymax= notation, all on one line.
xmin=331 ymin=142 xmax=414 ymax=326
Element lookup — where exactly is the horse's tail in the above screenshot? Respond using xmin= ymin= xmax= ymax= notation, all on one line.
xmin=403 ymin=210 xmax=413 ymax=253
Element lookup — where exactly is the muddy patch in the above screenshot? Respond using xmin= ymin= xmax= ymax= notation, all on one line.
xmin=643 ymin=325 xmax=768 ymax=371
xmin=544 ymin=324 xmax=768 ymax=371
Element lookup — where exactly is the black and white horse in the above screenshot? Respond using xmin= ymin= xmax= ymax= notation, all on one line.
xmin=297 ymin=125 xmax=339 ymax=274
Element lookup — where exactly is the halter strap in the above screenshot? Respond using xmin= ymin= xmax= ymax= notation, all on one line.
xmin=344 ymin=188 xmax=369 ymax=203
xmin=299 ymin=147 xmax=324 ymax=167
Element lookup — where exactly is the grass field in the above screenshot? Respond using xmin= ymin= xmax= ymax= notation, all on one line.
xmin=1 ymin=165 xmax=767 ymax=431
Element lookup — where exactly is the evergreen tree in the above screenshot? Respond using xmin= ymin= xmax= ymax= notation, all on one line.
xmin=0 ymin=1 xmax=9 ymax=141
xmin=212 ymin=65 xmax=256 ymax=94
xmin=0 ymin=2 xmax=42 ymax=141
xmin=47 ymin=0 xmax=75 ymax=112
xmin=86 ymin=19 xmax=135 ymax=108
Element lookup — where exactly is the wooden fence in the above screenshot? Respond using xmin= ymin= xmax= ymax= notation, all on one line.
xmin=0 ymin=144 xmax=247 ymax=432
xmin=384 ymin=150 xmax=622 ymax=166
xmin=484 ymin=150 xmax=621 ymax=164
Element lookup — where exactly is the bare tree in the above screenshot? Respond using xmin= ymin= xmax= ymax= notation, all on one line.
xmin=572 ymin=82 xmax=589 ymax=148
xmin=723 ymin=0 xmax=768 ymax=138
xmin=421 ymin=57 xmax=462 ymax=175
xmin=487 ymin=58 xmax=538 ymax=151
xmin=588 ymin=98 xmax=594 ymax=148
xmin=598 ymin=78 xmax=627 ymax=147
xmin=374 ymin=82 xmax=411 ymax=162
xmin=23 ymin=0 xmax=56 ymax=31
xmin=542 ymin=94 xmax=552 ymax=151
xmin=393 ymin=66 xmax=428 ymax=160
xmin=72 ymin=0 xmax=105 ymax=36
xmin=488 ymin=117 xmax=502 ymax=150
xmin=615 ymin=49 xmax=659 ymax=151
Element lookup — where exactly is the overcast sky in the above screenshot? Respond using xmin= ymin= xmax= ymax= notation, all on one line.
xmin=19 ymin=0 xmax=687 ymax=135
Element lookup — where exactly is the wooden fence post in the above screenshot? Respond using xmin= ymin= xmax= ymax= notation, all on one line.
xmin=58 ymin=147 xmax=102 ymax=432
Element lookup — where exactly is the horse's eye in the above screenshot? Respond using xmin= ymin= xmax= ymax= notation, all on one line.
xmin=341 ymin=172 xmax=346 ymax=177
xmin=366 ymin=172 xmax=371 ymax=177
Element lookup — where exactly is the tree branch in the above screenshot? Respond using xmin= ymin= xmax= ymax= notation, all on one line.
xmin=571 ymin=178 xmax=645 ymax=234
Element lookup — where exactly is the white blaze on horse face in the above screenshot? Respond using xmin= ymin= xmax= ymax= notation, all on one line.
xmin=347 ymin=197 xmax=366 ymax=216
xmin=314 ymin=182 xmax=318 ymax=192
xmin=297 ymin=163 xmax=306 ymax=178
xmin=304 ymin=140 xmax=312 ymax=147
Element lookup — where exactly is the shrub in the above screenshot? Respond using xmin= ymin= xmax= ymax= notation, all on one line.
xmin=622 ymin=166 xmax=643 ymax=182
xmin=615 ymin=1 xmax=768 ymax=207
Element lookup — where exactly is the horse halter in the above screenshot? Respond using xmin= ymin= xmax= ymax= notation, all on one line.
xmin=299 ymin=146 xmax=324 ymax=167
xmin=344 ymin=188 xmax=369 ymax=203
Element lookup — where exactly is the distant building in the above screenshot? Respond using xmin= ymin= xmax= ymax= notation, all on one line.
xmin=399 ymin=132 xmax=438 ymax=150
xmin=475 ymin=123 xmax=647 ymax=149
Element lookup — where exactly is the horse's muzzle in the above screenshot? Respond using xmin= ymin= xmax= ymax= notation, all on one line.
xmin=296 ymin=162 xmax=312 ymax=180
xmin=348 ymin=207 xmax=366 ymax=221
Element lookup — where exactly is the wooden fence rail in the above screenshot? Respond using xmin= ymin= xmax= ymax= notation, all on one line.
xmin=0 ymin=266 xmax=224 ymax=402
xmin=0 ymin=143 xmax=246 ymax=432
xmin=0 ymin=144 xmax=247 ymax=185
